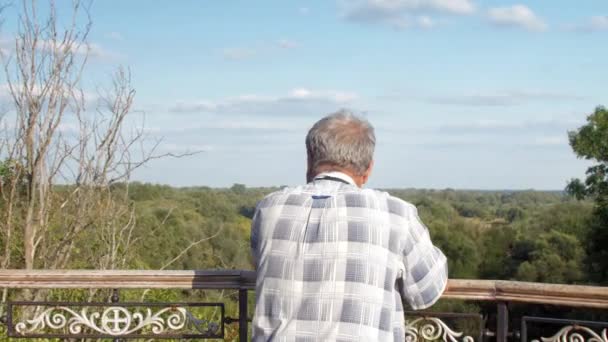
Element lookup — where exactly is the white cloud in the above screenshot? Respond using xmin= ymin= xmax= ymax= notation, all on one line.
xmin=347 ymin=0 xmax=475 ymax=15
xmin=287 ymin=88 xmax=357 ymax=102
xmin=0 ymin=37 xmax=118 ymax=60
xmin=105 ymin=31 xmax=124 ymax=41
xmin=384 ymin=89 xmax=584 ymax=106
xmin=221 ymin=48 xmax=256 ymax=61
xmin=84 ymin=43 xmax=118 ymax=59
xmin=220 ymin=40 xmax=299 ymax=60
xmin=436 ymin=119 xmax=579 ymax=135
xmin=532 ymin=136 xmax=566 ymax=147
xmin=0 ymin=83 xmax=100 ymax=106
xmin=590 ymin=16 xmax=608 ymax=30
xmin=153 ymin=120 xmax=299 ymax=134
xmin=417 ymin=15 xmax=436 ymax=28
xmin=427 ymin=90 xmax=583 ymax=106
xmin=341 ymin=0 xmax=474 ymax=29
xmin=169 ymin=88 xmax=358 ymax=115
xmin=487 ymin=5 xmax=547 ymax=32
xmin=171 ymin=101 xmax=218 ymax=113
xmin=159 ymin=142 xmax=214 ymax=153
xmin=567 ymin=15 xmax=608 ymax=32
xmin=277 ymin=39 xmax=299 ymax=49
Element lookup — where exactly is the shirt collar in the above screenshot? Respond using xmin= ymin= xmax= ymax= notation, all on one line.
xmin=313 ymin=171 xmax=357 ymax=186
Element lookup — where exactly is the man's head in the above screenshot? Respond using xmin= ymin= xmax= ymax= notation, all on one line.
xmin=306 ymin=109 xmax=376 ymax=187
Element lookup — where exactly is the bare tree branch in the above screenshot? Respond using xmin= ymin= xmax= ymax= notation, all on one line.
xmin=160 ymin=225 xmax=225 ymax=271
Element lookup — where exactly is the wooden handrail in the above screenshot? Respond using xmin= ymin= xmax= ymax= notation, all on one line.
xmin=0 ymin=270 xmax=257 ymax=289
xmin=446 ymin=279 xmax=608 ymax=308
xmin=0 ymin=270 xmax=607 ymax=308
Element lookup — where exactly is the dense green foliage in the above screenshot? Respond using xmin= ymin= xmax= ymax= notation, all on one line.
xmin=3 ymin=182 xmax=594 ymax=341
xmin=567 ymin=106 xmax=608 ymax=284
xmin=120 ymin=184 xmax=594 ymax=287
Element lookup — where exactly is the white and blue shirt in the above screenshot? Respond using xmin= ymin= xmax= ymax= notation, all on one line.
xmin=251 ymin=172 xmax=448 ymax=341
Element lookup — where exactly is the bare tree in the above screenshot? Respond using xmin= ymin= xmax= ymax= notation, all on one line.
xmin=0 ymin=0 xmax=191 ymax=276
xmin=1 ymin=0 xmax=91 ymax=270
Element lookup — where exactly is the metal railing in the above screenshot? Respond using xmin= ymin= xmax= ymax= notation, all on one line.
xmin=0 ymin=270 xmax=606 ymax=341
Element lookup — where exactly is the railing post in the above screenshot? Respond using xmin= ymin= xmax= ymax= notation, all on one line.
xmin=111 ymin=289 xmax=122 ymax=342
xmin=239 ymin=289 xmax=248 ymax=341
xmin=497 ymin=301 xmax=509 ymax=342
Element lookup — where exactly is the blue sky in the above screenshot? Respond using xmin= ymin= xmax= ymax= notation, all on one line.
xmin=2 ymin=0 xmax=608 ymax=189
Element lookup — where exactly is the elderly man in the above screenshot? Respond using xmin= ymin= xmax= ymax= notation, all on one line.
xmin=250 ymin=110 xmax=448 ymax=341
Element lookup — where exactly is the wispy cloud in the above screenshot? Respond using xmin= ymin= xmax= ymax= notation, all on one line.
xmin=436 ymin=119 xmax=579 ymax=135
xmin=170 ymin=101 xmax=217 ymax=113
xmin=150 ymin=121 xmax=299 ymax=136
xmin=299 ymin=7 xmax=310 ymax=15
xmin=566 ymin=15 xmax=608 ymax=32
xmin=589 ymin=15 xmax=608 ymax=30
xmin=487 ymin=5 xmax=547 ymax=32
xmin=427 ymin=90 xmax=583 ymax=106
xmin=0 ymin=83 xmax=101 ymax=107
xmin=105 ymin=31 xmax=125 ymax=42
xmin=417 ymin=15 xmax=436 ymax=29
xmin=382 ymin=89 xmax=585 ymax=106
xmin=157 ymin=142 xmax=214 ymax=153
xmin=169 ymin=88 xmax=358 ymax=115
xmin=531 ymin=136 xmax=567 ymax=147
xmin=0 ymin=37 xmax=119 ymax=60
xmin=221 ymin=47 xmax=257 ymax=61
xmin=341 ymin=0 xmax=475 ymax=29
xmin=220 ymin=39 xmax=300 ymax=60
xmin=277 ymin=39 xmax=299 ymax=49
xmin=378 ymin=118 xmax=579 ymax=152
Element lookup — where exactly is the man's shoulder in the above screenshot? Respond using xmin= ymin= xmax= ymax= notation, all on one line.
xmin=359 ymin=188 xmax=414 ymax=205
xmin=255 ymin=186 xmax=307 ymax=209
xmin=379 ymin=191 xmax=417 ymax=217
xmin=344 ymin=188 xmax=417 ymax=215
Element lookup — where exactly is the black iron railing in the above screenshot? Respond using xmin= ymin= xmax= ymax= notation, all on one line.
xmin=0 ymin=270 xmax=606 ymax=341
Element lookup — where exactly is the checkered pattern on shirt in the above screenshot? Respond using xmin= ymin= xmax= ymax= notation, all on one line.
xmin=250 ymin=179 xmax=448 ymax=342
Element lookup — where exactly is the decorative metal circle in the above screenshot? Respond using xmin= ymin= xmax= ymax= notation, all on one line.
xmin=101 ymin=307 xmax=132 ymax=335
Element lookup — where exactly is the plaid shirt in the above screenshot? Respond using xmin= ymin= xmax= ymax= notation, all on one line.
xmin=250 ymin=172 xmax=448 ymax=341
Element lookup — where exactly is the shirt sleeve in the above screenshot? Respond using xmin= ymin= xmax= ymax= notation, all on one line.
xmin=398 ymin=203 xmax=448 ymax=310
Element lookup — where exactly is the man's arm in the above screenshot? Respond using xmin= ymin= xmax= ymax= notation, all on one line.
xmin=398 ymin=203 xmax=448 ymax=310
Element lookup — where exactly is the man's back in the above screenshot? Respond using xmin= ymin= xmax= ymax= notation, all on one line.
xmin=251 ymin=174 xmax=447 ymax=341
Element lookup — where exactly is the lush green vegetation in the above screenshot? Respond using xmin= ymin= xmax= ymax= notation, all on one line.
xmin=0 ymin=182 xmax=599 ymax=340
xmin=566 ymin=106 xmax=608 ymax=283
xmin=122 ymin=184 xmax=596 ymax=286
xmin=106 ymin=183 xmax=599 ymax=338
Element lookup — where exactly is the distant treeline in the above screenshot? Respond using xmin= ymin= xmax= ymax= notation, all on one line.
xmin=125 ymin=182 xmax=594 ymax=286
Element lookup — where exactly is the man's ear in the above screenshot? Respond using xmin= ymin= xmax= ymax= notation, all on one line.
xmin=361 ymin=160 xmax=374 ymax=185
xmin=306 ymin=155 xmax=313 ymax=183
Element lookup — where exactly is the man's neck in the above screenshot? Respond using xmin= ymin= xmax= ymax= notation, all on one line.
xmin=311 ymin=168 xmax=364 ymax=187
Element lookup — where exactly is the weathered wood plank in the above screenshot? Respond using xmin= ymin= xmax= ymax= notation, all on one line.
xmin=443 ymin=279 xmax=608 ymax=308
xmin=0 ymin=269 xmax=257 ymax=289
xmin=0 ymin=270 xmax=607 ymax=308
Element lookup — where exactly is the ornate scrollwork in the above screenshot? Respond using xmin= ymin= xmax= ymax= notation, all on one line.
xmin=405 ymin=317 xmax=475 ymax=342
xmin=14 ymin=306 xmax=219 ymax=337
xmin=532 ymin=325 xmax=608 ymax=342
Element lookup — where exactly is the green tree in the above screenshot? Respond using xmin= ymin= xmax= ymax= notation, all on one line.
xmin=566 ymin=106 xmax=608 ymax=283
xmin=508 ymin=231 xmax=584 ymax=284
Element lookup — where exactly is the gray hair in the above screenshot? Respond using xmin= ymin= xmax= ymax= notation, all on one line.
xmin=306 ymin=109 xmax=376 ymax=175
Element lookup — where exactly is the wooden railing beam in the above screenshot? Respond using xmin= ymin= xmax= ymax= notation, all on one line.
xmin=0 ymin=270 xmax=607 ymax=308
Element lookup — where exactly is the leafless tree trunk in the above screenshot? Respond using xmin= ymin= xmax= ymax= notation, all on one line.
xmin=2 ymin=0 xmax=92 ymax=270
xmin=0 ymin=0 xmax=193 ymax=275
